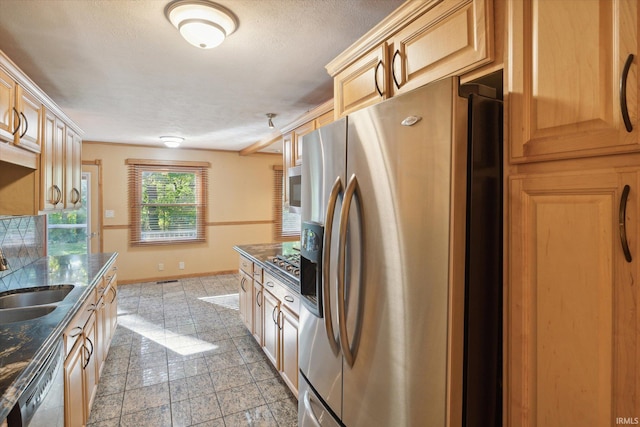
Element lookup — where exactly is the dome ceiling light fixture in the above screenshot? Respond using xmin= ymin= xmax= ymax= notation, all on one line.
xmin=160 ymin=136 xmax=184 ymax=148
xmin=165 ymin=0 xmax=238 ymax=49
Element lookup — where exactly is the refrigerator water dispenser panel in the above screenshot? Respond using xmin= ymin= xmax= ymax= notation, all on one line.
xmin=300 ymin=221 xmax=324 ymax=317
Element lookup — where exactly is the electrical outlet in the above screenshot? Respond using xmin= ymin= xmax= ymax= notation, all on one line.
xmin=179 ymin=261 xmax=185 ymax=270
xmin=158 ymin=263 xmax=164 ymax=271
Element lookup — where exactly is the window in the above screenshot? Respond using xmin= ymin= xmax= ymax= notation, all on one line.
xmin=128 ymin=159 xmax=209 ymax=245
xmin=47 ymin=173 xmax=89 ymax=255
xmin=273 ymin=166 xmax=300 ymax=240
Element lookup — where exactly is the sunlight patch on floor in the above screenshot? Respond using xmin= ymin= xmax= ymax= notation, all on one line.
xmin=118 ymin=314 xmax=218 ymax=356
xmin=198 ymin=293 xmax=239 ymax=311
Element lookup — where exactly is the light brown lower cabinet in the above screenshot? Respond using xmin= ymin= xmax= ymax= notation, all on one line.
xmin=509 ymin=167 xmax=640 ymax=426
xmin=262 ymin=289 xmax=280 ymax=367
xmin=238 ymin=271 xmax=253 ymax=332
xmin=63 ymin=337 xmax=85 ymax=427
xmin=64 ymin=261 xmax=118 ymax=426
xmin=252 ymin=281 xmax=263 ymax=345
xmin=261 ymin=274 xmax=300 ymax=397
xmin=279 ymin=304 xmax=299 ymax=395
xmin=237 ymin=256 xmax=301 ymax=398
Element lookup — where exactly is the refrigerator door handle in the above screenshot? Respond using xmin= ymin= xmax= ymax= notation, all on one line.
xmin=337 ymin=173 xmax=359 ymax=368
xmin=323 ymin=176 xmax=343 ymax=356
xmin=302 ymin=389 xmax=323 ymax=427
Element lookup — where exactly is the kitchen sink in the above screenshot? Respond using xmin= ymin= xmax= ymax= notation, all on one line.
xmin=0 ymin=285 xmax=75 ymax=309
xmin=0 ymin=305 xmax=57 ymax=324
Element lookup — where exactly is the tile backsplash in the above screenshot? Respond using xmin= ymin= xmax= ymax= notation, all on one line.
xmin=0 ymin=215 xmax=46 ymax=280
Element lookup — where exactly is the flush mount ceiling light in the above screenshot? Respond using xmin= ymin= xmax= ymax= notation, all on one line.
xmin=266 ymin=113 xmax=276 ymax=129
xmin=160 ymin=136 xmax=184 ymax=148
xmin=165 ymin=0 xmax=238 ymax=49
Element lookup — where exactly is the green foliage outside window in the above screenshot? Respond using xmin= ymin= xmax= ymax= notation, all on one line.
xmin=140 ymin=171 xmax=198 ymax=240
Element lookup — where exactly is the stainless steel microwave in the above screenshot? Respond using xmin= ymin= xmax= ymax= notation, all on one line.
xmin=288 ymin=165 xmax=302 ymax=213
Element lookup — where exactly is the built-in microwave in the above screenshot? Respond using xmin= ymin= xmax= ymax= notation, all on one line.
xmin=288 ymin=165 xmax=302 ymax=213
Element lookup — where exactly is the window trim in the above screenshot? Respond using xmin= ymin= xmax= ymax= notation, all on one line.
xmin=273 ymin=165 xmax=300 ymax=241
xmin=127 ymin=159 xmax=209 ymax=246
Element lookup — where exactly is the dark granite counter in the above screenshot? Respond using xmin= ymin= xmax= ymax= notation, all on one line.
xmin=0 ymin=252 xmax=118 ymax=421
xmin=233 ymin=242 xmax=300 ymax=291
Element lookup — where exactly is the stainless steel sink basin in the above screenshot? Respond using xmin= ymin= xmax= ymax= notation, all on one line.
xmin=0 ymin=285 xmax=75 ymax=309
xmin=0 ymin=305 xmax=57 ymax=324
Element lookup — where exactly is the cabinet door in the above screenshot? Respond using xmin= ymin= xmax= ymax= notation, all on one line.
xmin=315 ymin=109 xmax=335 ymax=129
xmin=0 ymin=67 xmax=16 ymax=143
xmin=41 ymin=112 xmax=65 ymax=210
xmin=292 ymin=121 xmax=315 ymax=166
xmin=83 ymin=313 xmax=98 ymax=416
xmin=65 ymin=127 xmax=82 ymax=209
xmin=64 ymin=338 xmax=85 ymax=427
xmin=252 ymin=281 xmax=263 ymax=345
xmin=280 ymin=305 xmax=299 ymax=397
xmin=508 ymin=168 xmax=640 ymax=426
xmin=508 ymin=0 xmax=639 ymax=162
xmin=239 ymin=272 xmax=253 ymax=331
xmin=262 ymin=290 xmax=280 ymax=368
xmin=334 ymin=43 xmax=389 ymax=117
xmin=15 ymin=86 xmax=41 ymax=153
xmin=106 ymin=274 xmax=118 ymax=343
xmin=389 ymin=0 xmax=493 ymax=96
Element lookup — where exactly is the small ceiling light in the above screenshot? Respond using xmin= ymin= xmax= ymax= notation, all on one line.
xmin=165 ymin=0 xmax=238 ymax=49
xmin=266 ymin=113 xmax=276 ymax=129
xmin=160 ymin=136 xmax=184 ymax=148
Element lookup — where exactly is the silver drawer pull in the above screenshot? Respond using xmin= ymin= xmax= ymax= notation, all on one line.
xmin=284 ymin=295 xmax=294 ymax=303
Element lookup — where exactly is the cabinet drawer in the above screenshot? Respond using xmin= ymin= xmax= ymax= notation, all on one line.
xmin=63 ymin=290 xmax=97 ymax=356
xmin=239 ymin=255 xmax=253 ymax=275
xmin=277 ymin=283 xmax=300 ymax=317
xmin=263 ymin=272 xmax=278 ymax=293
xmin=264 ymin=271 xmax=300 ymax=316
xmin=252 ymin=264 xmax=263 ymax=284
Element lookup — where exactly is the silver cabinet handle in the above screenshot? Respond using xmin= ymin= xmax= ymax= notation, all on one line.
xmin=240 ymin=276 xmax=247 ymax=292
xmin=52 ymin=185 xmax=63 ymax=205
xmin=322 ymin=176 xmax=342 ymax=356
xmin=71 ymin=188 xmax=81 ymax=204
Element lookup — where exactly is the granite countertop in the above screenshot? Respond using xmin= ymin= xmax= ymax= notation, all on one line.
xmin=233 ymin=242 xmax=300 ymax=291
xmin=0 ymin=252 xmax=118 ymax=421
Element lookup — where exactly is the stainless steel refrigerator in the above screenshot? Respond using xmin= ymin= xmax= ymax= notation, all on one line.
xmin=298 ymin=76 xmax=502 ymax=427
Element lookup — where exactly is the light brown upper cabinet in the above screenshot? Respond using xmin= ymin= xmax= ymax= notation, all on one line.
xmin=65 ymin=127 xmax=82 ymax=209
xmin=292 ymin=120 xmax=315 ymax=166
xmin=333 ymin=44 xmax=390 ymax=117
xmin=41 ymin=107 xmax=83 ymax=211
xmin=41 ymin=109 xmax=66 ymax=211
xmin=508 ymin=0 xmax=639 ymax=163
xmin=388 ymin=0 xmax=493 ymax=96
xmin=329 ymin=0 xmax=493 ymax=117
xmin=0 ymin=67 xmax=42 ymax=153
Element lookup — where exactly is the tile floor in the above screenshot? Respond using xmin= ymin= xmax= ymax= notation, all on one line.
xmin=87 ymin=274 xmax=298 ymax=427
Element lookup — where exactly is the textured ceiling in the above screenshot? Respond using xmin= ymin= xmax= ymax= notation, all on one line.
xmin=0 ymin=0 xmax=404 ymax=152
